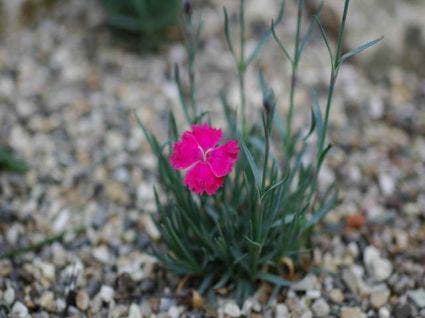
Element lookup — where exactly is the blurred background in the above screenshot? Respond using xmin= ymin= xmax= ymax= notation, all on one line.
xmin=0 ymin=0 xmax=424 ymax=317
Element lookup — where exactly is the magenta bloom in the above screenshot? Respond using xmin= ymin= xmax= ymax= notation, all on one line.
xmin=170 ymin=124 xmax=239 ymax=195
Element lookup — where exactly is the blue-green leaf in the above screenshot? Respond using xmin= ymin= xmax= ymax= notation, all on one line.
xmin=257 ymin=272 xmax=292 ymax=286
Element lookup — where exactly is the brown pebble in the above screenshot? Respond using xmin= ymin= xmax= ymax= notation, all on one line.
xmin=76 ymin=289 xmax=89 ymax=311
xmin=346 ymin=214 xmax=366 ymax=229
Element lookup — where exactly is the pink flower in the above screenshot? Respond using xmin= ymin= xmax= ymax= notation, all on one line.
xmin=170 ymin=124 xmax=239 ymax=195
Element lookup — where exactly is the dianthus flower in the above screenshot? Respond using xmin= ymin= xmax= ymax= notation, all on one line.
xmin=170 ymin=124 xmax=239 ymax=195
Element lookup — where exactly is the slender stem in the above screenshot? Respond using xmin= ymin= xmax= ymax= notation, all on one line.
xmin=261 ymin=130 xmax=270 ymax=191
xmin=188 ymin=47 xmax=196 ymax=114
xmin=320 ymin=0 xmax=350 ymax=153
xmin=238 ymin=71 xmax=246 ymax=131
xmin=319 ymin=72 xmax=336 ymax=152
xmin=239 ymin=0 xmax=246 ymax=133
xmin=0 ymin=226 xmax=85 ymax=259
xmin=286 ymin=0 xmax=303 ymax=137
xmin=335 ymin=0 xmax=350 ymax=64
xmin=186 ymin=18 xmax=197 ymax=118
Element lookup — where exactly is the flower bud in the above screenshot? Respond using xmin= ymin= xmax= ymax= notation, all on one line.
xmin=183 ymin=0 xmax=192 ymax=17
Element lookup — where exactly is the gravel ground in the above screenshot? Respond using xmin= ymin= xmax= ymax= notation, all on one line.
xmin=0 ymin=0 xmax=424 ymax=317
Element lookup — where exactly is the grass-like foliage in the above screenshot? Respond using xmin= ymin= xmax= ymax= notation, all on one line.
xmin=101 ymin=0 xmax=181 ymax=48
xmin=136 ymin=0 xmax=381 ymax=303
xmin=0 ymin=146 xmax=28 ymax=174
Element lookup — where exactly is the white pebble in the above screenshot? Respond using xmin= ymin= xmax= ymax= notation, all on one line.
xmin=275 ymin=303 xmax=290 ymax=318
xmin=98 ymin=285 xmax=114 ymax=303
xmin=4 ymin=286 xmax=15 ymax=305
xmin=364 ymin=246 xmax=393 ymax=281
xmin=312 ymin=298 xmax=330 ymax=317
xmin=224 ymin=301 xmax=241 ymax=317
xmin=11 ymin=301 xmax=29 ymax=317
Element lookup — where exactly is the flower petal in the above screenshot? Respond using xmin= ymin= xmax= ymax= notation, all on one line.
xmin=170 ymin=132 xmax=202 ymax=170
xmin=191 ymin=124 xmax=223 ymax=151
xmin=208 ymin=140 xmax=239 ymax=177
xmin=184 ymin=162 xmax=224 ymax=195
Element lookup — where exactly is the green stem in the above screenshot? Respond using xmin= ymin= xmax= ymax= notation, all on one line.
xmin=0 ymin=225 xmax=85 ymax=259
xmin=239 ymin=0 xmax=246 ymax=133
xmin=320 ymin=0 xmax=350 ymax=153
xmin=286 ymin=0 xmax=303 ymax=138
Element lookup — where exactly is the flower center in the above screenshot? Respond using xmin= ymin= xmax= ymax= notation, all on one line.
xmin=198 ymin=146 xmax=212 ymax=162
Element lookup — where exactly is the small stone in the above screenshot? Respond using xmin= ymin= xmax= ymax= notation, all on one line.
xmin=3 ymin=285 xmax=15 ymax=305
xmin=56 ymin=298 xmax=66 ymax=312
xmin=291 ymin=274 xmax=319 ymax=291
xmin=379 ymin=173 xmax=395 ymax=196
xmin=407 ymin=288 xmax=425 ymax=308
xmin=347 ymin=242 xmax=359 ymax=258
xmin=369 ymin=95 xmax=385 ymax=119
xmin=39 ymin=291 xmax=55 ymax=311
xmin=393 ymin=303 xmax=412 ymax=318
xmin=329 ymin=288 xmax=344 ymax=304
xmin=140 ymin=301 xmax=152 ymax=316
xmin=312 ymin=298 xmax=330 ymax=317
xmin=275 ymin=303 xmax=289 ymax=318
xmin=379 ymin=307 xmax=390 ymax=318
xmin=98 ymin=285 xmax=114 ymax=303
xmin=370 ymin=285 xmax=390 ymax=309
xmin=76 ymin=290 xmax=90 ymax=311
xmin=38 ymin=261 xmax=56 ymax=281
xmin=52 ymin=209 xmax=70 ymax=233
xmin=105 ymin=181 xmax=130 ymax=205
xmin=128 ymin=303 xmax=142 ymax=318
xmin=168 ymin=306 xmax=184 ymax=318
xmin=306 ymin=290 xmax=321 ymax=299
xmin=224 ymin=301 xmax=241 ymax=317
xmin=341 ymin=307 xmax=366 ymax=318
xmin=11 ymin=301 xmax=29 ymax=317
xmin=300 ymin=311 xmax=313 ymax=318
xmin=364 ymin=246 xmax=393 ymax=281
xmin=93 ymin=245 xmax=111 ymax=264
xmin=159 ymin=297 xmax=174 ymax=312
xmin=140 ymin=214 xmax=160 ymax=241
xmin=342 ymin=267 xmax=369 ymax=296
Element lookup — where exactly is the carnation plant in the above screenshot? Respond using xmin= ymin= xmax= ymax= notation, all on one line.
xmin=136 ymin=0 xmax=381 ymax=303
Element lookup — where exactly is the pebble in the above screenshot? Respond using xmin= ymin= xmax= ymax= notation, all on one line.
xmin=370 ymin=285 xmax=390 ymax=309
xmin=36 ymin=260 xmax=56 ymax=282
xmin=52 ymin=209 xmax=70 ymax=232
xmin=407 ymin=288 xmax=425 ymax=308
xmin=140 ymin=213 xmax=161 ymax=241
xmin=300 ymin=311 xmax=313 ymax=318
xmin=291 ymin=274 xmax=319 ymax=291
xmin=311 ymin=298 xmax=330 ymax=317
xmin=128 ymin=303 xmax=142 ymax=318
xmin=11 ymin=301 xmax=29 ymax=317
xmin=340 ymin=307 xmax=367 ymax=318
xmin=76 ymin=289 xmax=90 ymax=311
xmin=379 ymin=307 xmax=391 ymax=318
xmin=39 ymin=291 xmax=55 ymax=311
xmin=393 ymin=303 xmax=412 ymax=318
xmin=305 ymin=290 xmax=321 ymax=299
xmin=159 ymin=297 xmax=174 ymax=312
xmin=364 ymin=246 xmax=393 ymax=281
xmin=3 ymin=285 xmax=15 ymax=305
xmin=93 ymin=245 xmax=112 ymax=264
xmin=168 ymin=306 xmax=184 ymax=318
xmin=342 ymin=266 xmax=369 ymax=296
xmin=275 ymin=303 xmax=289 ymax=318
xmin=378 ymin=173 xmax=395 ymax=196
xmin=98 ymin=285 xmax=114 ymax=303
xmin=224 ymin=301 xmax=241 ymax=317
xmin=329 ymin=288 xmax=344 ymax=304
